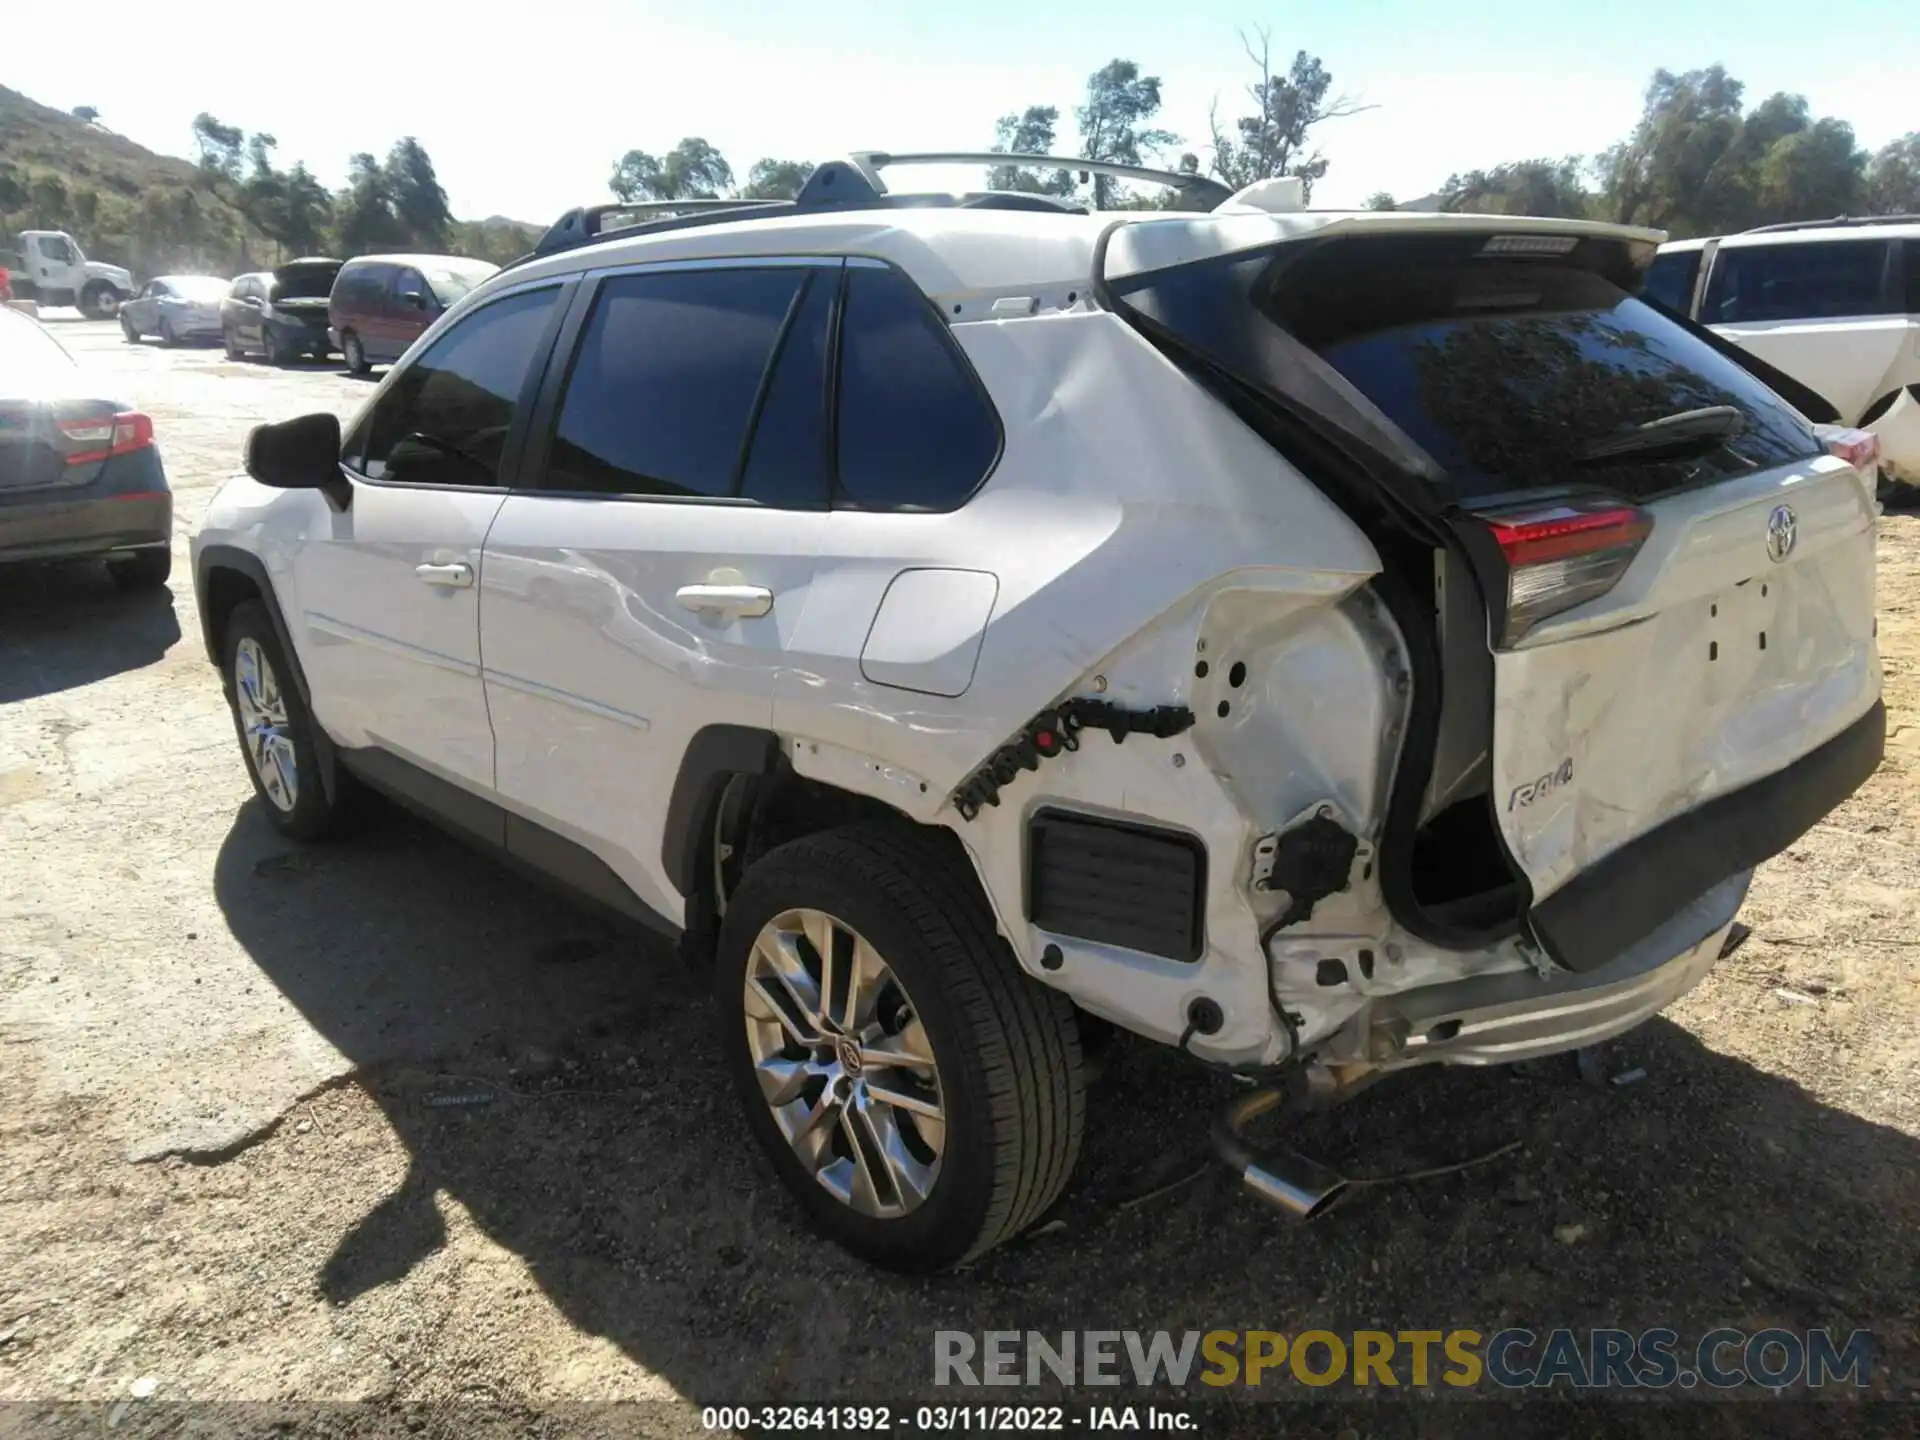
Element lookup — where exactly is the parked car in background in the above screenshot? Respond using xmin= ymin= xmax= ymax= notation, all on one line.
xmin=328 ymin=254 xmax=498 ymax=374
xmin=1646 ymin=218 xmax=1920 ymax=493
xmin=0 ymin=306 xmax=171 ymax=589
xmin=5 ymin=230 xmax=134 ymax=317
xmin=120 ymin=276 xmax=232 ymax=346
xmin=223 ymin=259 xmax=342 ymax=364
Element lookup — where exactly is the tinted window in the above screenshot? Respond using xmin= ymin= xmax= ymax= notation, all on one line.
xmin=353 ymin=285 xmax=558 ymax=486
xmin=1702 ymin=240 xmax=1892 ymax=323
xmin=1905 ymin=241 xmax=1920 ymax=315
xmin=835 ymin=265 xmax=1000 ymax=510
xmin=545 ymin=267 xmax=804 ymax=498
xmin=338 ymin=265 xmax=387 ymax=308
xmin=1642 ymin=250 xmax=1701 ymax=314
xmin=738 ymin=270 xmax=834 ymax=508
xmin=1280 ymin=253 xmax=1822 ymax=502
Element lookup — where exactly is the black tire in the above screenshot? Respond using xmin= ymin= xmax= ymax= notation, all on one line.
xmin=158 ymin=317 xmax=177 ymax=348
xmin=120 ymin=314 xmax=140 ymax=343
xmin=262 ymin=329 xmax=283 ymax=366
xmin=716 ymin=824 xmax=1085 ymax=1272
xmin=106 ymin=547 xmax=172 ymax=591
xmin=220 ymin=600 xmax=358 ymax=841
xmin=342 ymin=331 xmax=369 ymax=375
xmin=222 ymin=327 xmax=243 ymax=360
xmin=80 ymin=283 xmax=116 ymax=319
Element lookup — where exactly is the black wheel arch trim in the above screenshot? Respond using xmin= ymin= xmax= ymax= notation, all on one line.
xmin=1531 ymin=699 xmax=1885 ymax=973
xmin=662 ymin=724 xmax=783 ymax=898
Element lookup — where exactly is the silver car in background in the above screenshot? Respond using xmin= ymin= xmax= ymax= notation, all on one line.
xmin=119 ymin=275 xmax=231 ymax=346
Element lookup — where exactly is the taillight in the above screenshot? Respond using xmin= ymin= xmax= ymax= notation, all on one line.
xmin=58 ymin=411 xmax=154 ymax=466
xmin=1820 ymin=426 xmax=1880 ymax=472
xmin=1479 ymin=498 xmax=1653 ymax=646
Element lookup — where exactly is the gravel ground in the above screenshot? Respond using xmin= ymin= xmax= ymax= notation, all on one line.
xmin=1 ymin=319 xmax=1916 ymax=1430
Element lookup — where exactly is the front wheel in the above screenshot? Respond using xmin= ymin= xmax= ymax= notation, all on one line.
xmin=717 ymin=825 xmax=1085 ymax=1272
xmin=158 ymin=317 xmax=176 ymax=348
xmin=120 ymin=314 xmax=140 ymax=343
xmin=341 ymin=331 xmax=369 ymax=375
xmin=220 ymin=600 xmax=358 ymax=840
xmin=80 ymin=283 xmax=118 ymax=319
xmin=222 ymin=327 xmax=243 ymax=361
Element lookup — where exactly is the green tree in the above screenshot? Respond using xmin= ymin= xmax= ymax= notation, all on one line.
xmin=191 ymin=112 xmax=245 ymax=183
xmin=1866 ymin=133 xmax=1920 ymax=214
xmin=1363 ymin=191 xmax=1398 ymax=210
xmin=387 ymin=137 xmax=452 ymax=249
xmin=1594 ymin=67 xmax=1749 ymax=234
xmin=1751 ymin=117 xmax=1864 ymax=222
xmin=739 ymin=158 xmax=813 ymax=200
xmin=1208 ymin=30 xmax=1368 ymax=200
xmin=280 ymin=164 xmax=334 ymax=255
xmin=1438 ymin=157 xmax=1591 ymax=218
xmin=988 ymin=106 xmax=1073 ymax=194
xmin=71 ymin=105 xmax=100 ymax=124
xmin=337 ymin=152 xmax=405 ymax=254
xmin=28 ymin=173 xmax=70 ymax=227
xmin=1075 ymin=59 xmax=1178 ymax=208
xmin=608 ymin=138 xmax=734 ymax=201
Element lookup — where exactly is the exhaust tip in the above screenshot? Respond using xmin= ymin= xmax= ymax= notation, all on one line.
xmin=1212 ymin=1076 xmax=1350 ymax=1222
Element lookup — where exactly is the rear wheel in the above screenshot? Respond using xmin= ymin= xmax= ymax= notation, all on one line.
xmin=262 ymin=329 xmax=283 ymax=366
xmin=342 ymin=331 xmax=369 ymax=375
xmin=717 ymin=824 xmax=1085 ymax=1272
xmin=107 ymin=548 xmax=172 ymax=591
xmin=222 ymin=327 xmax=243 ymax=360
xmin=220 ymin=600 xmax=357 ymax=840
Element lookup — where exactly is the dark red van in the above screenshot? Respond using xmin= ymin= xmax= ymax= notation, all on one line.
xmin=327 ymin=253 xmax=498 ymax=374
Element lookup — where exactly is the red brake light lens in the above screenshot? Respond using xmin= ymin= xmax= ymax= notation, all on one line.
xmin=58 ymin=410 xmax=154 ymax=465
xmin=1479 ymin=499 xmax=1653 ymax=646
xmin=1821 ymin=427 xmax=1880 ymax=472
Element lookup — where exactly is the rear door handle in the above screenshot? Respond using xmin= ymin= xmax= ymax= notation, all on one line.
xmin=676 ymin=583 xmax=774 ymax=619
xmin=415 ymin=561 xmax=474 ymax=589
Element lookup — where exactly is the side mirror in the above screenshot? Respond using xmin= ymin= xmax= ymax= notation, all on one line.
xmin=400 ymin=289 xmax=427 ymax=310
xmin=244 ymin=412 xmax=350 ymax=509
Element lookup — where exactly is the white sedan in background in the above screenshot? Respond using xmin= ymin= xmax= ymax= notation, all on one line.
xmin=120 ymin=275 xmax=231 ymax=346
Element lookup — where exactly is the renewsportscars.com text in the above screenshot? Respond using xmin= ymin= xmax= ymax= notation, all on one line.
xmin=933 ymin=1328 xmax=1873 ymax=1391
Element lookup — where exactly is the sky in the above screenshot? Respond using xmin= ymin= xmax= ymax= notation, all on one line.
xmin=8 ymin=0 xmax=1916 ymax=224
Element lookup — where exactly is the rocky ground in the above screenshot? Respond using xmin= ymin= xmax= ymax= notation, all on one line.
xmin=1 ymin=320 xmax=1915 ymax=1434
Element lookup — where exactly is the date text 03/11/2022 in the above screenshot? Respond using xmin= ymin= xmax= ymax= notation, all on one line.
xmin=700 ymin=1406 xmax=1195 ymax=1432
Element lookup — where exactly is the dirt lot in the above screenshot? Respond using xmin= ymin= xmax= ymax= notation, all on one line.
xmin=2 ymin=319 xmax=1917 ymax=1430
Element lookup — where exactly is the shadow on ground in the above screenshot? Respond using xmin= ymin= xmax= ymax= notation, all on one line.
xmin=212 ymin=801 xmax=1918 ymax=1420
xmin=0 ymin=560 xmax=182 ymax=703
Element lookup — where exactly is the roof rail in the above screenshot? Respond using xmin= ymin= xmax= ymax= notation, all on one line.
xmin=512 ymin=150 xmax=1230 ymax=269
xmin=1741 ymin=213 xmax=1920 ymax=234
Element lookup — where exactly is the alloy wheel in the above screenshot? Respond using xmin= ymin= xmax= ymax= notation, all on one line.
xmin=742 ymin=908 xmax=946 ymax=1219
xmin=234 ymin=637 xmax=299 ymax=812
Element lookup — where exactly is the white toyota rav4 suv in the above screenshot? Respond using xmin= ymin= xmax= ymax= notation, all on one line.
xmin=191 ymin=155 xmax=1885 ymax=1272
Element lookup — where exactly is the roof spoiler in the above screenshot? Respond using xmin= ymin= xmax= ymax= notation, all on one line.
xmin=515 ymin=150 xmax=1235 ymax=266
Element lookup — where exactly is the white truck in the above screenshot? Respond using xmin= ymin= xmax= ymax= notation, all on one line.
xmin=7 ymin=230 xmax=135 ymax=317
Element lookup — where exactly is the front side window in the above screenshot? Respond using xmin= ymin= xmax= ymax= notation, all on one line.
xmin=351 ymin=285 xmax=559 ymax=487
xmin=834 ymin=264 xmax=1001 ymax=510
xmin=37 ymin=235 xmax=76 ymax=262
xmin=544 ymin=266 xmax=808 ymax=499
xmin=1702 ymin=240 xmax=1893 ymax=324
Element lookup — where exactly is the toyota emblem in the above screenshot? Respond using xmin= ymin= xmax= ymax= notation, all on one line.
xmin=1766 ymin=504 xmax=1797 ymax=563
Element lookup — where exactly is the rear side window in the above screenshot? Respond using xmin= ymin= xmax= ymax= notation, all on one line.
xmin=349 ymin=285 xmax=559 ymax=486
xmin=544 ymin=266 xmax=806 ymax=500
xmin=737 ymin=270 xmax=835 ymax=508
xmin=834 ymin=264 xmax=1000 ymax=510
xmin=1270 ymin=246 xmax=1822 ymax=502
xmin=1642 ymin=250 xmax=1700 ymax=314
xmin=1702 ymin=240 xmax=1893 ymax=323
xmin=1905 ymin=240 xmax=1920 ymax=315
xmin=337 ymin=265 xmax=386 ymax=308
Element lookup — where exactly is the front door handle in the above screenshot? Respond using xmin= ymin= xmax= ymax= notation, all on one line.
xmin=415 ymin=561 xmax=474 ymax=588
xmin=676 ymin=583 xmax=773 ymax=619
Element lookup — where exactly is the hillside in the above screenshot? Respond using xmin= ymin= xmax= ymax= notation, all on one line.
xmin=0 ymin=85 xmax=538 ymax=278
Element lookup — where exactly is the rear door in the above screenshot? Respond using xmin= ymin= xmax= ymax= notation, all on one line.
xmin=480 ymin=258 xmax=836 ymax=922
xmin=1700 ymin=237 xmax=1909 ymax=424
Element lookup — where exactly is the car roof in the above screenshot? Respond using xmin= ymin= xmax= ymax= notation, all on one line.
xmin=475 ymin=206 xmax=1664 ymax=313
xmin=343 ymin=253 xmax=494 ymax=269
xmin=152 ymin=273 xmax=228 ymax=285
xmin=1662 ymin=219 xmax=1920 ymax=252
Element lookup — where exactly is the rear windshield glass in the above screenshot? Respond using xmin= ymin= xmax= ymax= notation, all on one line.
xmin=272 ymin=265 xmax=339 ymax=300
xmin=0 ymin=308 xmax=75 ymax=384
xmin=1272 ymin=250 xmax=1822 ymax=501
xmin=167 ymin=276 xmax=231 ymax=302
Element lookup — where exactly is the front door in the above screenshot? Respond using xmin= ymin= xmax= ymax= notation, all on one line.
xmin=481 ymin=259 xmax=838 ymax=921
xmin=293 ymin=281 xmax=569 ymax=798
